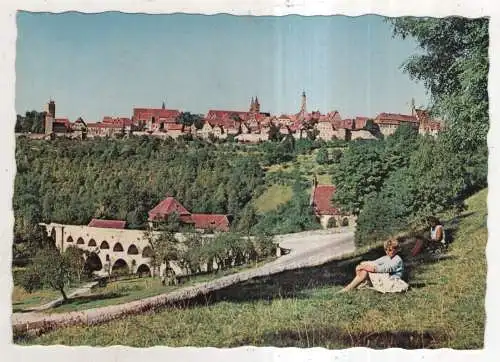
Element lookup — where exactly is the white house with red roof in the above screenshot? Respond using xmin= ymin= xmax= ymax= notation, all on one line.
xmin=374 ymin=112 xmax=420 ymax=137
xmin=310 ymin=179 xmax=356 ymax=229
xmin=132 ymin=107 xmax=181 ymax=132
xmin=148 ymin=196 xmax=231 ymax=233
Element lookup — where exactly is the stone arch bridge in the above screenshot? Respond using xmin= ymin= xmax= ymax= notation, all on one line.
xmin=40 ymin=223 xmax=189 ymax=277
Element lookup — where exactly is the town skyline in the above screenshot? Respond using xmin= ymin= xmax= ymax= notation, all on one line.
xmin=16 ymin=12 xmax=428 ymax=121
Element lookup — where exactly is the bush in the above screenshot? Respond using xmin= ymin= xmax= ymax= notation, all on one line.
xmin=326 ymin=217 xmax=337 ymax=228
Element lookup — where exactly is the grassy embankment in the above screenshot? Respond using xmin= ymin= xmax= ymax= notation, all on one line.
xmin=12 ymin=257 xmax=276 ymax=315
xmin=21 ymin=188 xmax=487 ymax=348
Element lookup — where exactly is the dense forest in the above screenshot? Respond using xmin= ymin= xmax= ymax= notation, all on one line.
xmin=13 ymin=134 xmax=329 ymax=265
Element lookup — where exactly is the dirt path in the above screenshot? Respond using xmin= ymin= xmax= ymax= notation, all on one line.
xmin=12 ymin=228 xmax=355 ymax=335
xmin=27 ymin=281 xmax=99 ymax=312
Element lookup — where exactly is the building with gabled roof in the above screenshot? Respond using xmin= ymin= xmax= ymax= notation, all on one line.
xmin=310 ymin=177 xmax=356 ymax=229
xmin=88 ymin=219 xmax=127 ymax=229
xmin=374 ymin=112 xmax=419 ymax=137
xmin=148 ymin=196 xmax=231 ymax=232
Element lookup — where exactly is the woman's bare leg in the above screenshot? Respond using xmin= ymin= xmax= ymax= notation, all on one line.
xmin=341 ymin=270 xmax=369 ymax=292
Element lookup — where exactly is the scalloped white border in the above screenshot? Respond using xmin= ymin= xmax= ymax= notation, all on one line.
xmin=1 ymin=1 xmax=497 ymax=362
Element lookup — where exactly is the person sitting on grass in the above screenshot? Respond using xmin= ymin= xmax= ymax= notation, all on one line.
xmin=411 ymin=216 xmax=447 ymax=256
xmin=340 ymin=238 xmax=409 ymax=293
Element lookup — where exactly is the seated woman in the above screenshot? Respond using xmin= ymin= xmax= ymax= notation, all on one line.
xmin=411 ymin=216 xmax=447 ymax=256
xmin=341 ymin=238 xmax=409 ymax=293
xmin=429 ymin=216 xmax=446 ymax=246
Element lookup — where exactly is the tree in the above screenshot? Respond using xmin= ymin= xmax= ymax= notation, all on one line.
xmin=20 ymin=247 xmax=76 ymax=301
xmin=176 ymin=112 xmax=204 ymax=128
xmin=64 ymin=246 xmax=87 ymax=283
xmin=236 ymin=204 xmax=259 ymax=233
xmin=15 ymin=111 xmax=45 ymax=134
xmin=390 ymin=17 xmax=488 ymax=156
xmin=144 ymin=228 xmax=179 ymax=277
xmin=316 ymin=147 xmax=330 ymax=165
xmin=332 ymin=141 xmax=386 ymax=215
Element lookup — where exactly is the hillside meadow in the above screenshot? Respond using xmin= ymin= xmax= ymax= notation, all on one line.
xmin=20 ymin=188 xmax=487 ymax=348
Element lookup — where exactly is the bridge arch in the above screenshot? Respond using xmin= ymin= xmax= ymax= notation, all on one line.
xmin=111 ymin=258 xmax=128 ymax=276
xmin=127 ymin=244 xmax=139 ymax=255
xmin=88 ymin=239 xmax=97 ymax=247
xmin=136 ymin=264 xmax=152 ymax=277
xmin=100 ymin=240 xmax=110 ymax=249
xmin=77 ymin=237 xmax=85 ymax=245
xmin=142 ymin=246 xmax=154 ymax=258
xmin=341 ymin=217 xmax=349 ymax=227
xmin=66 ymin=236 xmax=73 ymax=243
xmin=113 ymin=242 xmax=124 ymax=252
xmin=85 ymin=251 xmax=103 ymax=272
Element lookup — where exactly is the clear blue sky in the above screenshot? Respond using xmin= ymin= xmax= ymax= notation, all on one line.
xmin=16 ymin=12 xmax=428 ymax=121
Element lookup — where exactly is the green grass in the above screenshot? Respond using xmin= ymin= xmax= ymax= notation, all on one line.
xmin=12 ymin=286 xmax=62 ymax=312
xmin=21 ymin=189 xmax=487 ymax=348
xmin=13 ymin=257 xmax=276 ymax=315
xmin=254 ymin=184 xmax=294 ymax=213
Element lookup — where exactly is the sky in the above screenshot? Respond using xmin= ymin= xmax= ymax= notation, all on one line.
xmin=16 ymin=12 xmax=429 ymax=121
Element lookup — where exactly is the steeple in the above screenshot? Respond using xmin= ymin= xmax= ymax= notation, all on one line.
xmin=162 ymin=100 xmax=166 ymax=110
xmin=254 ymin=96 xmax=260 ymax=113
xmin=410 ymin=97 xmax=416 ymax=116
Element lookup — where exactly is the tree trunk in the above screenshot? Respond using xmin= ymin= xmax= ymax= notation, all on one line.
xmin=60 ymin=287 xmax=68 ymax=302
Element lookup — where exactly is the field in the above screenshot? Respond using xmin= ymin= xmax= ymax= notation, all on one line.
xmin=12 ymin=286 xmax=63 ymax=312
xmin=254 ymin=184 xmax=293 ymax=213
xmin=21 ymin=188 xmax=487 ymax=348
xmin=254 ymin=147 xmax=336 ymax=213
xmin=13 ymin=258 xmax=276 ymax=315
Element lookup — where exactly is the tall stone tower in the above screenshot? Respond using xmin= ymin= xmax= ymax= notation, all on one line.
xmin=44 ymin=99 xmax=55 ymax=135
xmin=254 ymin=96 xmax=260 ymax=113
xmin=299 ymin=91 xmax=307 ymax=120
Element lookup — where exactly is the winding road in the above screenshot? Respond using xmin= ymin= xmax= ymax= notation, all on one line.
xmin=12 ymin=228 xmax=355 ymax=336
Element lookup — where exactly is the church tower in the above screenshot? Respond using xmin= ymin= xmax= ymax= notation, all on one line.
xmin=254 ymin=96 xmax=260 ymax=113
xmin=249 ymin=97 xmax=255 ymax=113
xmin=44 ymin=99 xmax=55 ymax=135
xmin=299 ymin=91 xmax=307 ymax=120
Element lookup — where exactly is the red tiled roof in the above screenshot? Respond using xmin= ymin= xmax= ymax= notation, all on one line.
xmin=191 ymin=214 xmax=231 ymax=232
xmin=88 ymin=219 xmax=126 ymax=229
xmin=333 ymin=119 xmax=354 ymax=130
xmin=54 ymin=118 xmax=70 ymax=126
xmin=148 ymin=197 xmax=191 ymax=220
xmin=375 ymin=113 xmax=418 ymax=125
xmin=415 ymin=109 xmax=430 ymax=122
xmin=206 ymin=110 xmax=250 ymax=121
xmin=133 ymin=108 xmax=181 ymax=121
xmin=327 ymin=111 xmax=342 ymax=122
xmin=102 ymin=117 xmax=134 ymax=126
xmin=355 ymin=116 xmax=369 ymax=129
xmin=312 ymin=185 xmax=339 ymax=215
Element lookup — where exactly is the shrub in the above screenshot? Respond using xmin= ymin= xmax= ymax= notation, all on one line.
xmin=326 ymin=217 xmax=337 ymax=228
